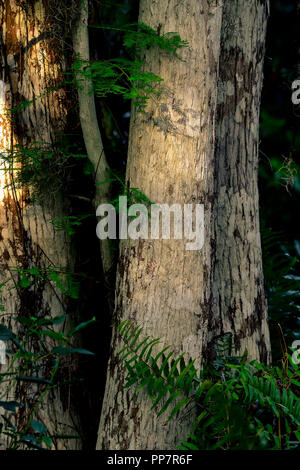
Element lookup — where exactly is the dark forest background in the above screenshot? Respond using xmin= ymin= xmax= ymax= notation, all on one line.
xmin=45 ymin=0 xmax=299 ymax=448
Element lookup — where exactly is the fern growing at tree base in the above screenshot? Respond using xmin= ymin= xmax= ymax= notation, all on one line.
xmin=117 ymin=320 xmax=300 ymax=450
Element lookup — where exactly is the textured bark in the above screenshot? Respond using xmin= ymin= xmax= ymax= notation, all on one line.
xmin=0 ymin=0 xmax=81 ymax=449
xmin=208 ymin=0 xmax=271 ymax=365
xmin=97 ymin=0 xmax=271 ymax=450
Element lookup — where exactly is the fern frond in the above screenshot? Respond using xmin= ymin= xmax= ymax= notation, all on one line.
xmin=239 ymin=363 xmax=300 ymax=426
xmin=117 ymin=320 xmax=199 ymax=421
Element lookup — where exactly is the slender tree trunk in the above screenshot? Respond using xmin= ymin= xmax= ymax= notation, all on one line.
xmin=97 ymin=0 xmax=271 ymax=450
xmin=72 ymin=0 xmax=115 ymax=311
xmin=0 ymin=0 xmax=81 ymax=449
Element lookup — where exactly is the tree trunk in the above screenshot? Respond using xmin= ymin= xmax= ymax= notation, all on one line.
xmin=0 ymin=0 xmax=81 ymax=449
xmin=208 ymin=0 xmax=271 ymax=365
xmin=97 ymin=0 xmax=271 ymax=450
xmin=72 ymin=0 xmax=115 ymax=311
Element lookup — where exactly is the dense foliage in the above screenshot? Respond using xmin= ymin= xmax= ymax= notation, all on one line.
xmin=0 ymin=308 xmax=96 ymax=449
xmin=117 ymin=320 xmax=300 ymax=450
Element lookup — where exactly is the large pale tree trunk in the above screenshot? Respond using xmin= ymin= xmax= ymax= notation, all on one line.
xmin=0 ymin=0 xmax=81 ymax=449
xmin=97 ymin=0 xmax=271 ymax=450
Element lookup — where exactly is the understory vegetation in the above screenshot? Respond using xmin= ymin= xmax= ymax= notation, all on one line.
xmin=117 ymin=320 xmax=300 ymax=450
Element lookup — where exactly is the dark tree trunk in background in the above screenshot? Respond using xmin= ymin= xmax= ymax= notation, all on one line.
xmin=209 ymin=0 xmax=271 ymax=365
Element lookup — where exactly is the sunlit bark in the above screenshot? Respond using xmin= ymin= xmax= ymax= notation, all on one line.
xmin=0 ymin=0 xmax=81 ymax=449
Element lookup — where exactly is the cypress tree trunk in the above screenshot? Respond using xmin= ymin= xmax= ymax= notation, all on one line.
xmin=208 ymin=0 xmax=271 ymax=365
xmin=0 ymin=0 xmax=81 ymax=449
xmin=97 ymin=0 xmax=271 ymax=450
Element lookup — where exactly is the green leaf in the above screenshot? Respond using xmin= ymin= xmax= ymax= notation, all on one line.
xmin=42 ymin=435 xmax=52 ymax=448
xmin=17 ymin=376 xmax=52 ymax=385
xmin=19 ymin=274 xmax=32 ymax=288
xmin=1 ymin=414 xmax=16 ymax=430
xmin=158 ymin=391 xmax=181 ymax=416
xmin=40 ymin=330 xmax=66 ymax=341
xmin=27 ymin=267 xmax=43 ymax=278
xmin=15 ymin=316 xmax=34 ymax=326
xmin=51 ymin=347 xmax=95 ymax=356
xmin=139 ymin=338 xmax=160 ymax=360
xmin=46 ymin=314 xmax=68 ymax=325
xmin=175 ymin=360 xmax=196 ymax=388
xmin=68 ymin=317 xmax=96 ymax=337
xmin=21 ymin=435 xmax=44 ymax=450
xmin=151 ymin=383 xmax=171 ymax=410
xmin=0 ymin=325 xmax=14 ymax=341
xmin=0 ymin=401 xmax=23 ymax=412
xmin=31 ymin=420 xmax=47 ymax=434
xmin=167 ymin=397 xmax=190 ymax=422
xmin=180 ymin=441 xmax=199 ymax=450
xmin=290 ymin=379 xmax=300 ymax=387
